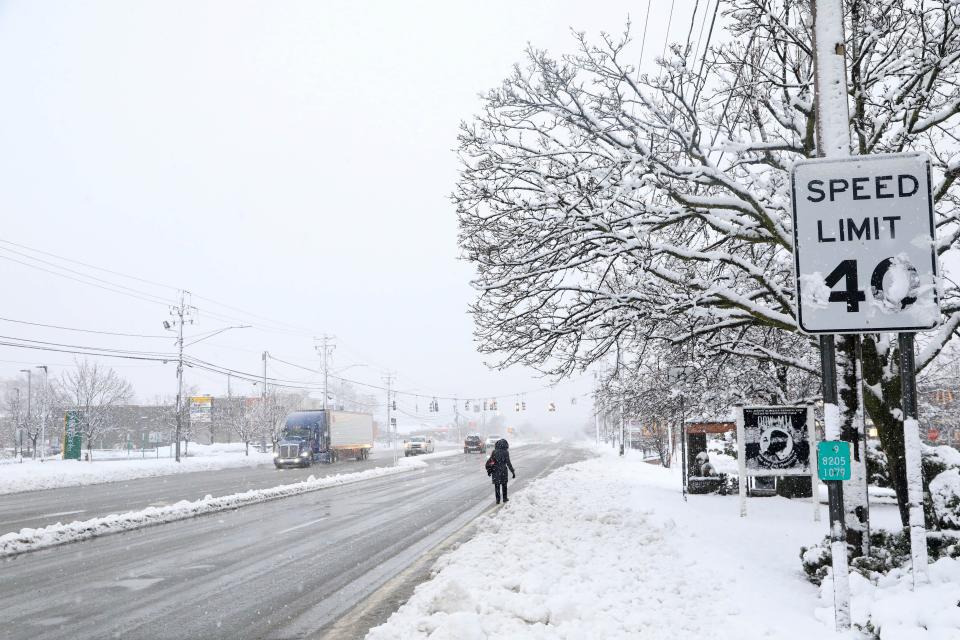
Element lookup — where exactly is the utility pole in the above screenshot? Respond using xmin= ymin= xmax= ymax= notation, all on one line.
xmin=619 ymin=392 xmax=625 ymax=456
xmin=262 ymin=351 xmax=269 ymax=452
xmin=316 ymin=334 xmax=335 ymax=412
xmin=19 ymin=369 xmax=31 ymax=457
xmin=593 ymin=371 xmax=600 ymax=446
xmin=14 ymin=387 xmax=21 ymax=458
xmin=164 ymin=290 xmax=193 ymax=463
xmin=454 ymin=397 xmax=461 ymax=445
xmin=36 ymin=365 xmax=47 ymax=461
xmin=383 ymin=372 xmax=395 ymax=465
xmin=812 ymin=0 xmax=852 ymax=629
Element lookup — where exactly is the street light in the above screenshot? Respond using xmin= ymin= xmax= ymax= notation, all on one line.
xmin=36 ymin=365 xmax=48 ymax=461
xmin=19 ymin=369 xmax=31 ymax=458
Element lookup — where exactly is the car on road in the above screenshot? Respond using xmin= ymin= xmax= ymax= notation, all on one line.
xmin=484 ymin=434 xmax=502 ymax=448
xmin=463 ymin=434 xmax=484 ymax=453
xmin=403 ymin=435 xmax=435 ymax=456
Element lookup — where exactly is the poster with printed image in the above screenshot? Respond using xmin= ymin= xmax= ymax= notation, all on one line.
xmin=738 ymin=406 xmax=814 ymax=476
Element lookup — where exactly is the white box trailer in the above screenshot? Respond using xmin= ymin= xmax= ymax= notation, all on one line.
xmin=329 ymin=410 xmax=374 ymax=459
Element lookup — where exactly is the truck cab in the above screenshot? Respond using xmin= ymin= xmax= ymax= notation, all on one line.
xmin=274 ymin=436 xmax=314 ymax=468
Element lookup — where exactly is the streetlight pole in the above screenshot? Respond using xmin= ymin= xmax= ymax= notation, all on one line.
xmin=262 ymin=351 xmax=269 ymax=453
xmin=36 ymin=365 xmax=47 ymax=461
xmin=19 ymin=369 xmax=32 ymax=458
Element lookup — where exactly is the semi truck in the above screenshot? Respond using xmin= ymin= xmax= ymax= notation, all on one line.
xmin=274 ymin=410 xmax=374 ymax=468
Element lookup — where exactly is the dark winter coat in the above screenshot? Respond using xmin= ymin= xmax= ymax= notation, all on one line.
xmin=488 ymin=439 xmax=514 ymax=484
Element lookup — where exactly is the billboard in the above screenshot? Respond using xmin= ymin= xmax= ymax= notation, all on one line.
xmin=189 ymin=396 xmax=213 ymax=423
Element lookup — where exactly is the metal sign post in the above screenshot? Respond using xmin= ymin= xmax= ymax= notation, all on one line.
xmin=899 ymin=333 xmax=930 ymax=586
xmin=668 ymin=366 xmax=692 ymax=501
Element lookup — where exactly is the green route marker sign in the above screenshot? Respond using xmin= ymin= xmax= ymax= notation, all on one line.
xmin=817 ymin=440 xmax=851 ymax=481
xmin=64 ymin=410 xmax=83 ymax=460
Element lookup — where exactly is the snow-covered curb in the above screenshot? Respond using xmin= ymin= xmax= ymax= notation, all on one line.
xmin=0 ymin=460 xmax=426 ymax=558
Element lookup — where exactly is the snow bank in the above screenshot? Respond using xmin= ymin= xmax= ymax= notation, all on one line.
xmin=367 ymin=446 xmax=837 ymax=640
xmin=0 ymin=442 xmax=275 ymax=495
xmin=818 ymin=557 xmax=960 ymax=639
xmin=401 ymin=449 xmax=465 ymax=463
xmin=0 ymin=461 xmax=424 ymax=557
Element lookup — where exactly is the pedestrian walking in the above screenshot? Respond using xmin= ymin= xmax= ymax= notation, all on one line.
xmin=485 ymin=438 xmax=515 ymax=504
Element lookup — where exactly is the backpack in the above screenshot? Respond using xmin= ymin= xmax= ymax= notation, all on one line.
xmin=485 ymin=454 xmax=496 ymax=476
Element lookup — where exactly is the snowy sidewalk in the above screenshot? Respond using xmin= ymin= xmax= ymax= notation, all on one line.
xmin=367 ymin=444 xmax=839 ymax=640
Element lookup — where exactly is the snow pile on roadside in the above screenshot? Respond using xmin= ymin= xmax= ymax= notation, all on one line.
xmin=0 ymin=460 xmax=425 ymax=557
xmin=0 ymin=442 xmax=274 ymax=495
xmin=818 ymin=556 xmax=960 ymax=638
xmin=368 ymin=447 xmax=837 ymax=640
xmin=401 ymin=449 xmax=465 ymax=463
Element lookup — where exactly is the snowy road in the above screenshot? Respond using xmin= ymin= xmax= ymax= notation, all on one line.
xmin=0 ymin=443 xmax=583 ymax=640
xmin=0 ymin=448 xmax=414 ymax=532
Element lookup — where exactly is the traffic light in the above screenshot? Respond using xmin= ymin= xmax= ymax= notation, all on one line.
xmin=521 ymin=401 xmax=526 ymax=411
xmin=515 ymin=402 xmax=520 ymax=412
xmin=391 ymin=400 xmax=397 ymax=410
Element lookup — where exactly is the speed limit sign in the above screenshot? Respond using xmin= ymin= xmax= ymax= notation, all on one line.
xmin=791 ymin=153 xmax=940 ymax=333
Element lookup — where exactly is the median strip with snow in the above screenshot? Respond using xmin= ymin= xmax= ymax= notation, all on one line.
xmin=0 ymin=459 xmax=426 ymax=558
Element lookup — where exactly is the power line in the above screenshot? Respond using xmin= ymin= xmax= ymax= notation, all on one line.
xmin=0 ymin=253 xmax=173 ymax=308
xmin=0 ymin=237 xmax=179 ymax=291
xmin=0 ymin=315 xmax=169 ymax=339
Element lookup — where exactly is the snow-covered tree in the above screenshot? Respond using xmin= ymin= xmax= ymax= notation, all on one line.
xmin=56 ymin=359 xmax=133 ymax=459
xmin=455 ymin=1 xmax=960 ymax=542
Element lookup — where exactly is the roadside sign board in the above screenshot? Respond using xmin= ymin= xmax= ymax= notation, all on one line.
xmin=736 ymin=405 xmax=819 ymax=520
xmin=791 ymin=153 xmax=939 ymax=333
xmin=189 ymin=396 xmax=213 ymax=423
xmin=63 ymin=410 xmax=83 ymax=460
xmin=738 ymin=406 xmax=813 ymax=476
xmin=817 ymin=441 xmax=851 ymax=481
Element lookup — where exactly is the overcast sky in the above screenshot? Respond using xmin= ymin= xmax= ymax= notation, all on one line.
xmin=0 ymin=1 xmax=697 ymax=433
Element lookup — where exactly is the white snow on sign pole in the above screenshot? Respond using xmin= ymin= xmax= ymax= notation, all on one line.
xmin=808 ymin=405 xmax=820 ymax=523
xmin=736 ymin=406 xmax=747 ymax=518
xmin=812 ymin=0 xmax=852 ymax=631
xmin=903 ymin=417 xmax=930 ymax=586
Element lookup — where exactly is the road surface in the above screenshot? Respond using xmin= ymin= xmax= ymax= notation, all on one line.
xmin=0 ymin=447 xmax=424 ymax=532
xmin=0 ymin=443 xmax=584 ymax=640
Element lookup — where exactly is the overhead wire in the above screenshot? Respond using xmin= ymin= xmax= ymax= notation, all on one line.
xmin=0 ymin=238 xmax=590 ymax=405
xmin=0 ymin=315 xmax=170 ymax=339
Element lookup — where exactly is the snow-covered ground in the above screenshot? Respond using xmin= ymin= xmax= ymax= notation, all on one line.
xmin=367 ymin=443 xmax=959 ymax=640
xmin=0 ymin=441 xmax=452 ymax=495
xmin=0 ymin=442 xmax=277 ymax=495
xmin=0 ymin=458 xmax=428 ymax=557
